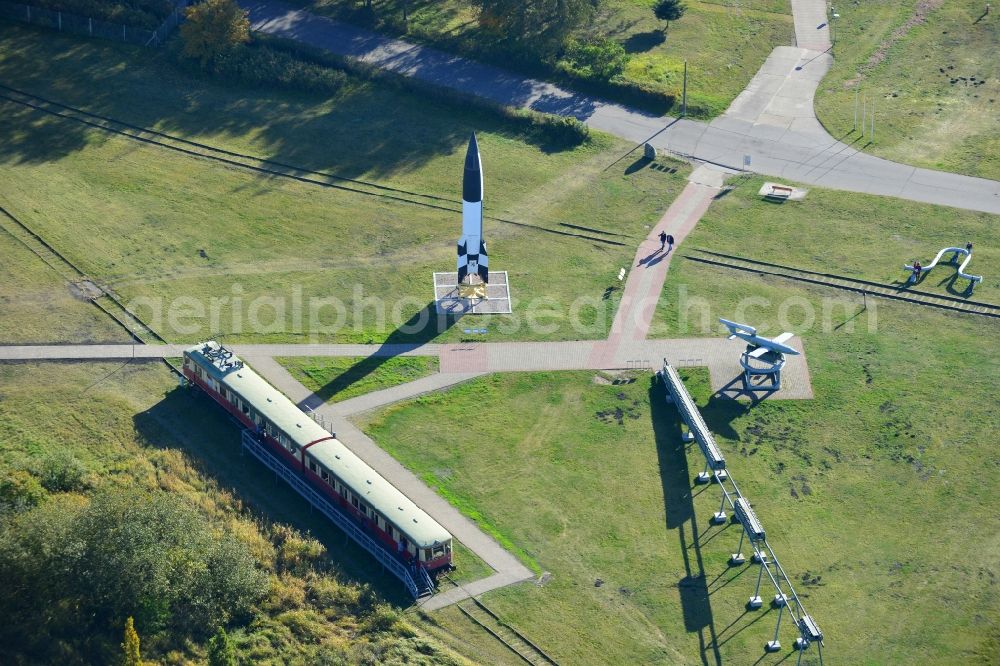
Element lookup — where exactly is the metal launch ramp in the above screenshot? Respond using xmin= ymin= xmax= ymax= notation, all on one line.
xmin=659 ymin=361 xmax=825 ymax=663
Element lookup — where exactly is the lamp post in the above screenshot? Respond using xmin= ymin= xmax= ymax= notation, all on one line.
xmin=830 ymin=6 xmax=839 ymax=45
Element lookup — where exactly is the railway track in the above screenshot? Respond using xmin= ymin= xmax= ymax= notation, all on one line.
xmin=0 ymin=203 xmax=171 ymax=349
xmin=439 ymin=576 xmax=557 ymax=666
xmin=456 ymin=598 xmax=559 ymax=666
xmin=0 ymin=83 xmax=626 ymax=247
xmin=686 ymin=248 xmax=1000 ymax=319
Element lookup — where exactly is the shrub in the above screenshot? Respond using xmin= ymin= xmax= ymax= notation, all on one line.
xmin=180 ymin=0 xmax=250 ymax=67
xmin=207 ymin=627 xmax=237 ymax=666
xmin=171 ymin=38 xmax=352 ymax=97
xmin=560 ymin=38 xmax=629 ymax=81
xmin=36 ymin=450 xmax=89 ymax=493
xmin=530 ymin=112 xmax=591 ymax=149
xmin=360 ymin=603 xmax=409 ymax=635
xmin=121 ymin=616 xmax=141 ymax=666
xmin=0 ymin=469 xmax=46 ymax=512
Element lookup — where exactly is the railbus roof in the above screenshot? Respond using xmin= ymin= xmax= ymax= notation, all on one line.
xmin=185 ymin=342 xmax=452 ymax=548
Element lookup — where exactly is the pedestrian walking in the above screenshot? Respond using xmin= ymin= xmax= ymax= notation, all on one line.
xmin=658 ymin=230 xmax=667 ymax=250
xmin=966 ymin=241 xmax=973 ymax=252
xmin=666 ymin=234 xmax=675 ymax=252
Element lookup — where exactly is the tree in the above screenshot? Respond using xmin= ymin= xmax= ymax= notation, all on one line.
xmin=180 ymin=0 xmax=250 ymax=67
xmin=478 ymin=0 xmax=599 ymax=57
xmin=121 ymin=617 xmax=141 ymax=666
xmin=654 ymin=0 xmax=686 ymax=28
xmin=0 ymin=487 xmax=268 ymax=662
xmin=208 ymin=627 xmax=237 ymax=666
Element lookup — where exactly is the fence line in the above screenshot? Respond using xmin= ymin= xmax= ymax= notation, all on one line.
xmin=0 ymin=0 xmax=188 ymax=47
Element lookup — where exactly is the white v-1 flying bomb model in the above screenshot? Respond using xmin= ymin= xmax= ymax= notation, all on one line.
xmin=719 ymin=318 xmax=800 ymax=358
xmin=457 ymin=133 xmax=488 ymax=286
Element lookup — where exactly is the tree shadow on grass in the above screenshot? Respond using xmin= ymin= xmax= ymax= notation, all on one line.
xmin=133 ymin=385 xmax=412 ymax=608
xmin=649 ymin=376 xmax=723 ymax=666
xmin=623 ymin=30 xmax=666 ymax=53
xmin=0 ymin=103 xmax=90 ymax=165
xmin=301 ymin=302 xmax=458 ymax=409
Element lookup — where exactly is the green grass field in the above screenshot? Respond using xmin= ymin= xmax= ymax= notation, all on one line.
xmin=359 ymin=296 xmax=1000 ymax=663
xmin=0 ymin=22 xmax=687 ymax=346
xmin=815 ymin=0 xmax=1000 ymax=180
xmin=647 ymin=174 xmax=999 ymax=327
xmin=0 ymin=227 xmax=131 ymax=343
xmin=354 ymin=175 xmax=1000 ymax=663
xmin=289 ymin=0 xmax=792 ymax=117
xmin=596 ymin=0 xmax=793 ymax=116
xmin=279 ymin=356 xmax=439 ymax=403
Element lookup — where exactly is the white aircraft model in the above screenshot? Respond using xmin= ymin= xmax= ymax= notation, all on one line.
xmin=719 ymin=318 xmax=800 ymax=358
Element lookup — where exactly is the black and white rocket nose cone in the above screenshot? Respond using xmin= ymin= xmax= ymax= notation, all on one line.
xmin=463 ymin=133 xmax=482 ymax=203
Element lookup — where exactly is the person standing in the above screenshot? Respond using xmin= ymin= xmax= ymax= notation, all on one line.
xmin=659 ymin=230 xmax=667 ymax=250
xmin=666 ymin=234 xmax=675 ymax=252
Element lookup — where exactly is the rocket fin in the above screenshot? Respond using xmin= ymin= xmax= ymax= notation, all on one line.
xmin=478 ymin=241 xmax=489 ymax=283
xmin=457 ymin=239 xmax=469 ymax=283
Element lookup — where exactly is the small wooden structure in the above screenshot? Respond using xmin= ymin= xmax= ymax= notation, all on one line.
xmin=764 ymin=184 xmax=793 ymax=200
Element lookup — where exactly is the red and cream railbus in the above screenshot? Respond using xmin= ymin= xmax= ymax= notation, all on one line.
xmin=183 ymin=341 xmax=453 ymax=571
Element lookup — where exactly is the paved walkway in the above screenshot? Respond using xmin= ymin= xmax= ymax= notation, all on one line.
xmin=241 ymin=0 xmax=1000 ymax=214
xmin=0 ymin=339 xmax=814 ymax=399
xmin=791 ymin=0 xmax=831 ymax=51
xmin=589 ymin=167 xmax=723 ymax=369
xmin=240 ymin=355 xmax=534 ymax=604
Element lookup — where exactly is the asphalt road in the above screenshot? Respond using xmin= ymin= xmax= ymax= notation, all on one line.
xmin=240 ymin=0 xmax=1000 ymax=214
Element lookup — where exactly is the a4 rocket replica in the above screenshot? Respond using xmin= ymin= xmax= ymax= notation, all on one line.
xmin=457 ymin=133 xmax=488 ymax=298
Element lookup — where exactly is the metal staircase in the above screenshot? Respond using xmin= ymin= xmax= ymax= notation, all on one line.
xmin=240 ymin=430 xmax=434 ymax=599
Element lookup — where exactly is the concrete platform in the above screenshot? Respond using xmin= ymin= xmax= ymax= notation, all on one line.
xmin=433 ymin=271 xmax=512 ymax=315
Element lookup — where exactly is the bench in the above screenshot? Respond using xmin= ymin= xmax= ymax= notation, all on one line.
xmin=765 ymin=184 xmax=793 ymax=199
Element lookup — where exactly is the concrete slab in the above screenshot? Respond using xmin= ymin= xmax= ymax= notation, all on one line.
xmin=434 ymin=271 xmax=512 ymax=315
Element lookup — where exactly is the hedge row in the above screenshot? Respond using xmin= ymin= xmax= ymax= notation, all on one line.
xmin=176 ymin=34 xmax=589 ymax=150
xmin=30 ymin=0 xmax=175 ymax=29
xmin=392 ymin=23 xmax=680 ymax=117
